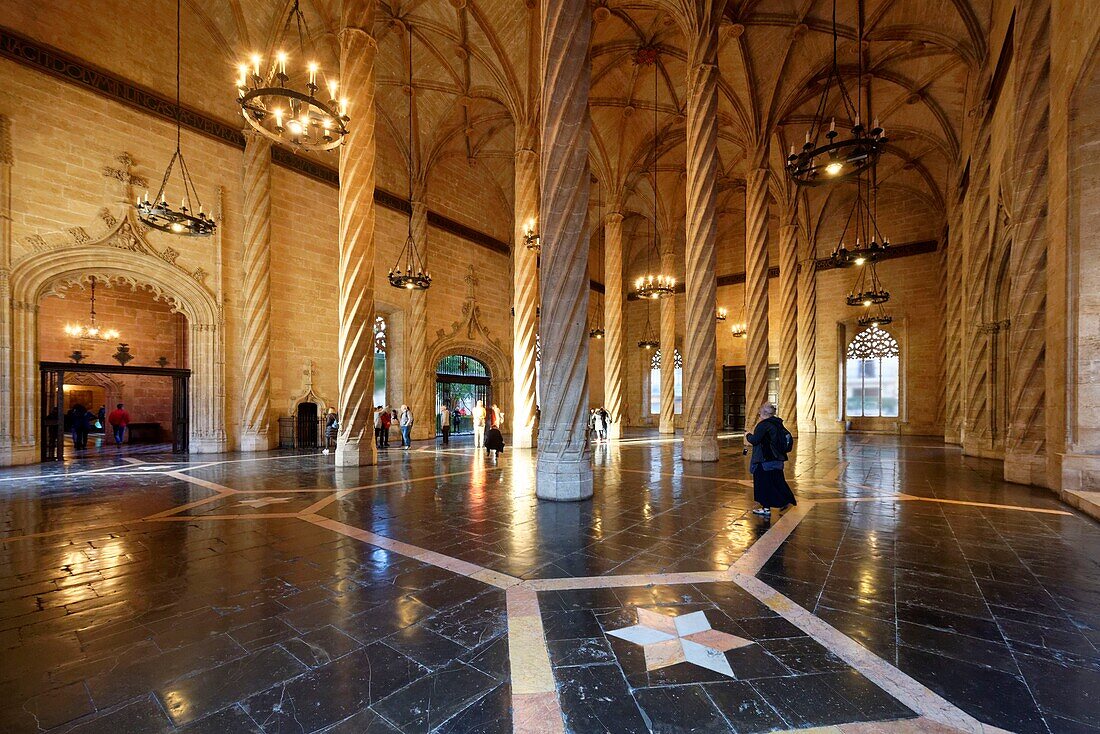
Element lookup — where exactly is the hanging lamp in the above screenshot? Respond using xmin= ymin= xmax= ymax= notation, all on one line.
xmin=785 ymin=0 xmax=886 ymax=186
xmin=136 ymin=0 xmax=215 ymax=237
xmin=632 ymin=49 xmax=675 ymax=300
xmin=64 ymin=277 xmax=121 ymax=343
xmin=845 ymin=260 xmax=889 ymax=306
xmin=831 ymin=167 xmax=890 ymax=267
xmin=715 ymin=307 xmax=728 ymax=322
xmin=389 ymin=22 xmax=431 ymax=291
xmin=235 ymin=1 xmax=348 ymax=151
xmin=590 ymin=179 xmax=606 ymax=339
xmin=638 ymin=307 xmax=660 ymax=350
xmin=858 ymin=302 xmax=893 ymax=327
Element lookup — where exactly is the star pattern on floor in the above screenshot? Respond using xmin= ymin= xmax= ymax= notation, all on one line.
xmin=607 ymin=608 xmax=753 ymax=678
xmin=235 ymin=497 xmax=292 ymax=508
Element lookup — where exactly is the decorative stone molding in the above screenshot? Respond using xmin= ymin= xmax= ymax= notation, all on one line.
xmin=286 ymin=361 xmax=333 ymax=416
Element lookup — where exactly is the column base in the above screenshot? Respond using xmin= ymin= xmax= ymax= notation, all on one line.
xmin=1004 ymin=452 xmax=1047 ymax=488
xmin=335 ymin=437 xmax=377 ymax=467
xmin=240 ymin=430 xmax=274 ymax=453
xmin=9 ymin=443 xmax=38 ymax=466
xmin=411 ymin=425 xmax=434 ymax=441
xmin=190 ymin=433 xmax=227 ymax=454
xmin=607 ymin=423 xmax=622 ymax=440
xmin=683 ymin=435 xmax=719 ymax=462
xmin=1061 ymin=452 xmax=1100 ymax=493
xmin=536 ymin=456 xmax=593 ymax=501
xmin=512 ymin=425 xmax=535 ymax=449
xmin=659 ymin=420 xmax=675 ymax=435
xmin=796 ymin=421 xmax=817 ymax=436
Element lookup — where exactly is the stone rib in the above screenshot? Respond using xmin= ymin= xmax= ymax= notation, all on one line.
xmin=1005 ymin=2 xmax=1050 ymax=478
xmin=745 ymin=168 xmax=771 ymax=419
xmin=536 ymin=0 xmax=592 ymax=500
xmin=604 ymin=212 xmax=624 ymax=440
xmin=240 ymin=132 xmax=272 ymax=449
xmin=335 ymin=13 xmax=378 ymax=466
xmin=407 ymin=200 xmax=433 ymax=440
xmin=682 ymin=30 xmax=719 ymax=462
xmin=513 ymin=133 xmax=539 ymax=448
xmin=777 ymin=223 xmax=798 ymax=432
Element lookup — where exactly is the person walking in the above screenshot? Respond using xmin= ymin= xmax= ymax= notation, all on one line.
xmin=399 ymin=404 xmax=413 ymax=450
xmin=744 ymin=402 xmax=796 ymax=518
xmin=472 ymin=400 xmax=487 ymax=450
xmin=593 ymin=407 xmax=608 ymax=442
xmin=486 ymin=422 xmax=505 ymax=461
xmin=439 ymin=404 xmax=451 ymax=446
xmin=323 ymin=407 xmax=339 ymax=454
xmin=68 ymin=404 xmax=89 ymax=450
xmin=107 ymin=403 xmax=130 ymax=448
xmin=381 ymin=406 xmax=393 ymax=448
xmin=373 ymin=406 xmax=384 ymax=448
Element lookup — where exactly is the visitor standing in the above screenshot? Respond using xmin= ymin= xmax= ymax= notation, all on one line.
xmin=399 ymin=404 xmax=413 ymax=450
xmin=68 ymin=404 xmax=89 ymax=450
xmin=472 ymin=400 xmax=487 ymax=449
xmin=439 ymin=404 xmax=451 ymax=446
xmin=380 ymin=406 xmax=392 ymax=448
xmin=323 ymin=407 xmax=339 ymax=454
xmin=744 ymin=402 xmax=796 ymax=518
xmin=107 ymin=403 xmax=130 ymax=448
xmin=373 ymin=406 xmax=383 ymax=448
xmin=598 ymin=407 xmax=611 ymax=441
xmin=486 ymin=422 xmax=505 ymax=460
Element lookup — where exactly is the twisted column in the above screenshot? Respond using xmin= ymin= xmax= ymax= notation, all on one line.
xmin=962 ymin=124 xmax=992 ymax=452
xmin=0 ymin=115 xmax=11 ymax=464
xmin=682 ymin=27 xmax=720 ymax=462
xmin=335 ymin=2 xmax=378 ymax=467
xmin=1005 ymin=0 xmax=1050 ymax=484
xmin=407 ymin=199 xmax=434 ymax=440
xmin=745 ymin=169 xmax=772 ymax=419
xmin=239 ymin=132 xmax=273 ymax=451
xmin=777 ymin=222 xmax=798 ymax=433
xmin=659 ymin=238 xmax=676 ymax=434
xmin=796 ymin=236 xmax=817 ymax=435
xmin=943 ymin=207 xmax=965 ymax=444
xmin=513 ymin=125 xmax=539 ymax=448
xmin=604 ymin=212 xmax=624 ymax=440
xmin=536 ymin=0 xmax=592 ymax=500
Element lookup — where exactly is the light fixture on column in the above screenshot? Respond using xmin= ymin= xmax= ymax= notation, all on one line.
xmin=715 ymin=307 xmax=728 ymax=322
xmin=136 ymin=0 xmax=215 ymax=237
xmin=830 ymin=168 xmax=890 ymax=268
xmin=389 ymin=21 xmax=431 ymax=291
xmin=64 ymin=277 xmax=121 ymax=343
xmin=845 ymin=260 xmax=889 ymax=306
xmin=632 ymin=47 xmax=675 ymax=300
xmin=235 ymin=1 xmax=348 ymax=151
xmin=731 ymin=323 xmax=747 ymax=338
xmin=590 ymin=178 xmax=606 ymax=339
xmin=785 ymin=0 xmax=886 ymax=187
xmin=524 ymin=221 xmax=541 ymax=253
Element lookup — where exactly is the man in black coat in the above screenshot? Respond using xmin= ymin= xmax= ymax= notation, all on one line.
xmin=744 ymin=403 xmax=796 ymax=518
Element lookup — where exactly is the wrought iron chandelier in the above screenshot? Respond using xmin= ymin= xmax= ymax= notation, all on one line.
xmin=715 ymin=307 xmax=728 ymax=322
xmin=830 ymin=168 xmax=890 ymax=268
xmin=64 ymin=277 xmax=120 ymax=343
xmin=731 ymin=323 xmax=747 ymax=338
xmin=786 ymin=0 xmax=886 ymax=187
xmin=389 ymin=22 xmax=431 ymax=291
xmin=590 ymin=180 xmax=606 ymax=339
xmin=136 ymin=0 xmax=215 ymax=237
xmin=845 ymin=260 xmax=890 ymax=306
xmin=633 ymin=49 xmax=674 ymax=300
xmin=858 ymin=303 xmax=893 ymax=328
xmin=235 ymin=1 xmax=348 ymax=151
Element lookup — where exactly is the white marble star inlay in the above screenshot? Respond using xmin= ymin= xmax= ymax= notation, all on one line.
xmin=235 ymin=497 xmax=292 ymax=508
xmin=607 ymin=608 xmax=753 ymax=678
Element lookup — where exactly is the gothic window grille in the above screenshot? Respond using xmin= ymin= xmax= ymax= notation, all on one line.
xmin=845 ymin=326 xmax=900 ymax=418
xmin=373 ymin=316 xmax=387 ymax=407
xmin=649 ymin=349 xmax=683 ymax=415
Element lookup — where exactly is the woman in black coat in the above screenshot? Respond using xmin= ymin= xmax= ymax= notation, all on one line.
xmin=744 ymin=403 xmax=796 ymax=518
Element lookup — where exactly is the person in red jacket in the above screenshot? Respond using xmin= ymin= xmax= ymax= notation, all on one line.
xmin=107 ymin=403 xmax=130 ymax=447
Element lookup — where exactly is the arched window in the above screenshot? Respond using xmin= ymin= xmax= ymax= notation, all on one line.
xmin=845 ymin=326 xmax=899 ymax=418
xmin=373 ymin=316 xmax=387 ymax=407
xmin=649 ymin=348 xmax=683 ymax=415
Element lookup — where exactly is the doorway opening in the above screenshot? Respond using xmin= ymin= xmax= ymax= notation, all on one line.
xmin=435 ymin=355 xmax=492 ymax=435
xmin=296 ymin=402 xmax=319 ymax=448
xmin=722 ymin=364 xmax=780 ymax=431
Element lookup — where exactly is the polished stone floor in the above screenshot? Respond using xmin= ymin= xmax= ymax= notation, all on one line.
xmin=0 ymin=432 xmax=1097 ymax=733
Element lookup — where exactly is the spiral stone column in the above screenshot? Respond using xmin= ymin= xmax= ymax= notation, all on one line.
xmin=1004 ymin=0 xmax=1050 ymax=484
xmin=745 ymin=168 xmax=772 ymax=419
xmin=536 ymin=0 xmax=593 ymax=500
xmin=513 ymin=124 xmax=540 ymax=449
xmin=407 ymin=199 xmax=434 ymax=440
xmin=962 ymin=123 xmax=992 ymax=452
xmin=604 ymin=212 xmax=624 ymax=440
xmin=943 ymin=207 xmax=965 ymax=444
xmin=681 ymin=23 xmax=720 ymax=462
xmin=0 ymin=115 xmax=12 ymax=465
xmin=239 ymin=132 xmax=274 ymax=451
xmin=796 ymin=234 xmax=817 ymax=435
xmin=335 ymin=0 xmax=378 ymax=467
xmin=777 ymin=222 xmax=798 ymax=433
xmin=659 ymin=238 xmax=676 ymax=434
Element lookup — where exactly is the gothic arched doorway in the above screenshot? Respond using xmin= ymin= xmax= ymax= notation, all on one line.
xmin=436 ymin=355 xmax=491 ymax=436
